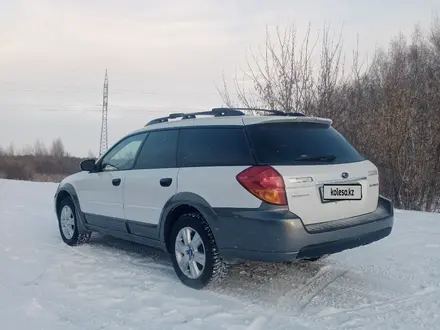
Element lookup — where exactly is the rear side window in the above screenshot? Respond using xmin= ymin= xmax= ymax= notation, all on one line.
xmin=246 ymin=122 xmax=364 ymax=165
xmin=178 ymin=127 xmax=254 ymax=167
xmin=134 ymin=129 xmax=178 ymax=169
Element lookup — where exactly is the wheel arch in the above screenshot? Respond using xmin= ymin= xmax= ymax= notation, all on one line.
xmin=55 ymin=190 xmax=73 ymax=215
xmin=159 ymin=192 xmax=218 ymax=253
xmin=55 ymin=183 xmax=88 ymax=234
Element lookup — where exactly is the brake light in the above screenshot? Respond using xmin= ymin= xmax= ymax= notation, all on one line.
xmin=236 ymin=166 xmax=287 ymax=205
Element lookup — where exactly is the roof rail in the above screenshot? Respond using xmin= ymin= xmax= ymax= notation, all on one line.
xmin=222 ymin=107 xmax=306 ymax=117
xmin=145 ymin=107 xmax=306 ymax=126
xmin=145 ymin=108 xmax=245 ymax=126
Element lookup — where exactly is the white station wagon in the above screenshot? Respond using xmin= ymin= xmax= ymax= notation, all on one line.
xmin=54 ymin=108 xmax=394 ymax=289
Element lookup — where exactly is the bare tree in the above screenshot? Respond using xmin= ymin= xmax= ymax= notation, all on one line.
xmin=217 ymin=23 xmax=348 ymax=116
xmin=50 ymin=138 xmax=65 ymax=158
xmin=34 ymin=139 xmax=48 ymax=156
xmin=6 ymin=143 xmax=15 ymax=156
xmin=21 ymin=145 xmax=34 ymax=156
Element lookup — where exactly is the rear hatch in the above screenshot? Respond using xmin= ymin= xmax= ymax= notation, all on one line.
xmin=244 ymin=118 xmax=379 ymax=225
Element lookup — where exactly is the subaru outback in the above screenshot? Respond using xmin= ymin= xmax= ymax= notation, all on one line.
xmin=54 ymin=108 xmax=394 ymax=289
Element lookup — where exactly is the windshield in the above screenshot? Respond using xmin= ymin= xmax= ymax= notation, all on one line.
xmin=246 ymin=122 xmax=365 ymax=165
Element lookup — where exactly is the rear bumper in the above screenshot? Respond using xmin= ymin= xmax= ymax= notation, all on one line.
xmin=212 ymin=196 xmax=394 ymax=262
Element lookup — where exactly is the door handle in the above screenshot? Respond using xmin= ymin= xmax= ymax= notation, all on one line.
xmin=160 ymin=178 xmax=172 ymax=187
xmin=112 ymin=178 xmax=121 ymax=186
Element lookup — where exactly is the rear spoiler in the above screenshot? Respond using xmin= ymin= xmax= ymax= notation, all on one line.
xmin=242 ymin=116 xmax=333 ymax=127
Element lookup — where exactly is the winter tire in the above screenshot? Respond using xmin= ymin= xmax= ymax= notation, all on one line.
xmin=170 ymin=212 xmax=227 ymax=289
xmin=57 ymin=197 xmax=91 ymax=246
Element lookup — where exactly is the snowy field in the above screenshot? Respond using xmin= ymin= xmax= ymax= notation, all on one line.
xmin=1 ymin=179 xmax=440 ymax=330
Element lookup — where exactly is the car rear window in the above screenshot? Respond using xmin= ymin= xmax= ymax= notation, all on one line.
xmin=246 ymin=122 xmax=365 ymax=165
xmin=134 ymin=129 xmax=178 ymax=169
xmin=178 ymin=127 xmax=254 ymax=167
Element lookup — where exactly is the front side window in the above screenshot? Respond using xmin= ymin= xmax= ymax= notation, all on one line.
xmin=100 ymin=133 xmax=147 ymax=171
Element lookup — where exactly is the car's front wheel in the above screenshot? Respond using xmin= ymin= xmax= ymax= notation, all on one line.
xmin=170 ymin=213 xmax=227 ymax=289
xmin=57 ymin=197 xmax=91 ymax=246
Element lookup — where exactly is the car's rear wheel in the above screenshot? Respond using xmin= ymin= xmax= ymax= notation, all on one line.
xmin=57 ymin=197 xmax=91 ymax=246
xmin=170 ymin=212 xmax=227 ymax=289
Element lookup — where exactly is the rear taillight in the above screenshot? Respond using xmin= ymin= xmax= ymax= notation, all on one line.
xmin=236 ymin=166 xmax=287 ymax=205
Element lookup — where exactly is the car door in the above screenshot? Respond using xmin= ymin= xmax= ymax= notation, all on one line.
xmin=75 ymin=133 xmax=147 ymax=230
xmin=123 ymin=129 xmax=179 ymax=236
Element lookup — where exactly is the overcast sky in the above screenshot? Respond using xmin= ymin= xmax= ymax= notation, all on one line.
xmin=1 ymin=0 xmax=439 ymax=156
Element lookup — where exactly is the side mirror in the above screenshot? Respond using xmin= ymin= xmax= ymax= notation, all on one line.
xmin=80 ymin=158 xmax=96 ymax=172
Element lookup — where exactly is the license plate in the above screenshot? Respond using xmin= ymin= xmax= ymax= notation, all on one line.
xmin=321 ymin=184 xmax=362 ymax=201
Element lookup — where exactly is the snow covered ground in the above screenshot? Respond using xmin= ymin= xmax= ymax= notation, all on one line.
xmin=1 ymin=179 xmax=440 ymax=330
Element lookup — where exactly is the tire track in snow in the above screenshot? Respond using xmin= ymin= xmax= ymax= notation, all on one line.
xmin=206 ymin=264 xmax=349 ymax=325
xmin=276 ymin=265 xmax=348 ymax=312
xmin=309 ymin=268 xmax=419 ymax=311
xmin=207 ymin=259 xmax=436 ymax=329
xmin=204 ymin=289 xmax=311 ymax=330
xmin=320 ymin=287 xmax=440 ymax=317
xmin=314 ymin=287 xmax=440 ymax=329
xmin=244 ymin=316 xmax=268 ymax=330
xmin=65 ymin=237 xmax=174 ymax=273
xmin=325 ymin=257 xmax=436 ymax=286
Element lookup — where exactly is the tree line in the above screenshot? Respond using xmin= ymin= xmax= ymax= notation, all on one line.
xmin=0 ymin=138 xmax=68 ymax=158
xmin=0 ymin=138 xmax=87 ymax=182
xmin=219 ymin=18 xmax=440 ymax=212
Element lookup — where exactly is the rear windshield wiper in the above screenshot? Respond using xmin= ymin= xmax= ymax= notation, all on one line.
xmin=294 ymin=155 xmax=336 ymax=162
